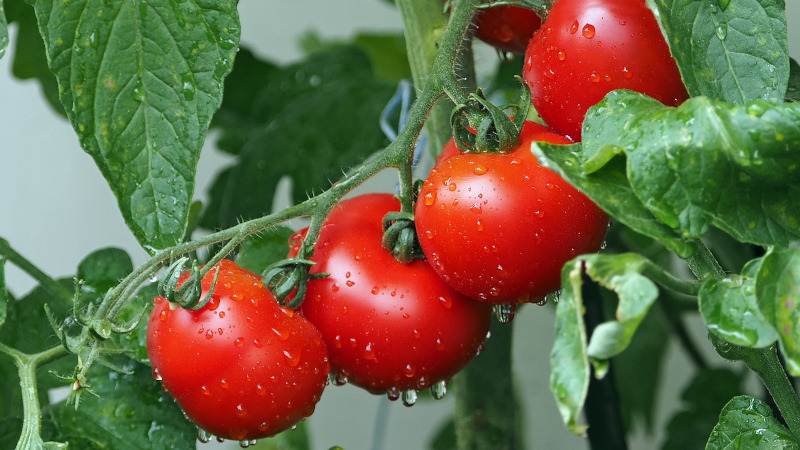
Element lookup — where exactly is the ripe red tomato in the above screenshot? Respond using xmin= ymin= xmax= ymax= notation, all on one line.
xmin=474 ymin=3 xmax=542 ymax=54
xmin=146 ymin=260 xmax=329 ymax=441
xmin=294 ymin=194 xmax=491 ymax=395
xmin=522 ymin=0 xmax=688 ymax=140
xmin=415 ymin=121 xmax=608 ymax=304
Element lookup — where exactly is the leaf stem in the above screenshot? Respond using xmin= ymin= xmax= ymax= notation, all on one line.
xmin=0 ymin=342 xmax=69 ymax=450
xmin=0 ymin=237 xmax=72 ymax=303
xmin=642 ymin=259 xmax=702 ymax=297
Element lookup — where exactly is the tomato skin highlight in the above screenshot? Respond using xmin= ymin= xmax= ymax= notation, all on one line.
xmin=416 ymin=121 xmax=608 ymax=304
xmin=522 ymin=0 xmax=688 ymax=140
xmin=146 ymin=260 xmax=329 ymax=441
xmin=474 ymin=4 xmax=542 ymax=54
xmin=296 ymin=194 xmax=491 ymax=394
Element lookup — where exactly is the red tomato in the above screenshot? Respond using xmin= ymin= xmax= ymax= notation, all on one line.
xmin=474 ymin=4 xmax=542 ymax=54
xmin=415 ymin=121 xmax=608 ymax=304
xmin=295 ymin=194 xmax=491 ymax=395
xmin=522 ymin=0 xmax=688 ymax=140
xmin=146 ymin=260 xmax=329 ymax=441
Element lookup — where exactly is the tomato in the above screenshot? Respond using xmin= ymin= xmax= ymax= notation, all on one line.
xmin=415 ymin=121 xmax=608 ymax=304
xmin=474 ymin=3 xmax=542 ymax=54
xmin=522 ymin=0 xmax=688 ymax=140
xmin=146 ymin=260 xmax=329 ymax=441
xmin=294 ymin=194 xmax=491 ymax=396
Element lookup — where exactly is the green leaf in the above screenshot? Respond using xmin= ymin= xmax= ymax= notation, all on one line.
xmin=756 ymin=248 xmax=800 ymax=376
xmin=46 ymin=360 xmax=195 ymax=449
xmin=429 ymin=417 xmax=456 ymax=450
xmin=652 ymin=0 xmax=789 ymax=104
xmin=5 ymin=0 xmax=64 ymax=115
xmin=31 ymin=0 xmax=241 ymax=250
xmin=580 ymin=91 xmax=800 ymax=247
xmin=235 ymin=226 xmax=295 ymax=275
xmin=787 ymin=58 xmax=800 ymax=102
xmin=0 ymin=259 xmax=6 ymax=328
xmin=613 ymin=301 xmax=671 ymax=432
xmin=550 ymin=260 xmax=590 ymax=436
xmin=706 ymin=395 xmax=799 ymax=450
xmin=77 ymin=248 xmax=134 ymax=295
xmin=300 ymin=31 xmax=411 ymax=83
xmin=112 ymin=283 xmax=157 ymax=366
xmin=661 ymin=368 xmax=744 ymax=450
xmin=0 ymin=0 xmax=8 ymax=60
xmin=202 ymin=45 xmax=394 ymax=230
xmin=583 ymin=254 xmax=660 ymax=366
xmin=530 ymin=142 xmax=695 ymax=258
xmin=699 ymin=258 xmax=779 ymax=348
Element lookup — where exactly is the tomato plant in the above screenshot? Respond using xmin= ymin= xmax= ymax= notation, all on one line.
xmin=146 ymin=260 xmax=329 ymax=441
xmin=522 ymin=0 xmax=689 ymax=140
xmin=473 ymin=3 xmax=542 ymax=54
xmin=293 ymin=194 xmax=491 ymax=397
xmin=1 ymin=0 xmax=799 ymax=449
xmin=416 ymin=121 xmax=608 ymax=304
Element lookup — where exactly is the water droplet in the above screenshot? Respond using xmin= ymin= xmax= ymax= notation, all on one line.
xmin=205 ymin=329 xmax=214 ymax=340
xmin=159 ymin=309 xmax=169 ymax=321
xmin=363 ymin=342 xmax=377 ymax=361
xmin=439 ymin=296 xmax=452 ymax=309
xmin=404 ymin=364 xmax=416 ymax=378
xmin=424 ymin=191 xmax=436 ymax=206
xmin=569 ymin=21 xmax=579 ymax=34
xmin=235 ymin=404 xmax=247 ymax=418
xmin=557 ymin=50 xmax=567 ymax=61
xmin=536 ymin=297 xmax=548 ymax=306
xmin=402 ymin=389 xmax=418 ymax=407
xmin=430 ymin=380 xmax=447 ymax=400
xmin=283 ymin=349 xmax=301 ymax=367
xmin=234 ymin=337 xmax=244 ymax=347
xmin=470 ymin=204 xmax=482 ymax=214
xmin=494 ymin=304 xmax=517 ymax=324
xmin=346 ymin=280 xmax=355 ymax=287
xmin=190 ymin=427 xmax=213 ymax=445
xmin=218 ymin=311 xmax=226 ymax=319
xmin=201 ymin=385 xmax=211 ymax=396
xmin=590 ymin=72 xmax=600 ymax=83
xmin=206 ymin=296 xmax=220 ymax=311
xmin=476 ymin=219 xmax=484 ymax=231
xmin=387 ymin=387 xmax=401 ymax=401
xmin=582 ymin=24 xmax=596 ymax=39
xmin=272 ymin=327 xmax=290 ymax=341
xmin=180 ymin=73 xmax=196 ymax=101
xmin=473 ymin=165 xmax=488 ymax=175
xmin=256 ymin=384 xmax=267 ymax=396
xmin=371 ymin=286 xmax=380 ymax=295
xmin=715 ymin=23 xmax=728 ymax=40
xmin=220 ymin=379 xmax=229 ymax=389
xmin=152 ymin=368 xmax=162 ymax=381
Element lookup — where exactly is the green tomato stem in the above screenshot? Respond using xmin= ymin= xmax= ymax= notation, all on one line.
xmin=749 ymin=346 xmax=800 ymax=440
xmin=0 ymin=342 xmax=69 ymax=450
xmin=0 ymin=238 xmax=72 ymax=304
xmin=642 ymin=259 xmax=702 ymax=297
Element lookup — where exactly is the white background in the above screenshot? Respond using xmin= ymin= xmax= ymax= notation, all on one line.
xmin=1 ymin=1 xmax=799 ymax=449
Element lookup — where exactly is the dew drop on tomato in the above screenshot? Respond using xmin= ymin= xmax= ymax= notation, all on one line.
xmin=235 ymin=404 xmax=247 ymax=418
xmin=423 ymin=191 xmax=436 ymax=206
xmin=152 ymin=367 xmax=162 ymax=381
xmin=402 ymin=389 xmax=418 ymax=407
xmin=582 ymin=24 xmax=595 ymax=38
xmin=283 ymin=349 xmax=301 ymax=367
xmin=430 ymin=380 xmax=447 ymax=400
xmin=570 ymin=21 xmax=579 ymax=34
xmin=197 ymin=428 xmax=212 ymax=443
xmin=233 ymin=337 xmax=244 ymax=347
xmin=494 ymin=303 xmax=517 ymax=324
xmin=363 ymin=342 xmax=377 ymax=361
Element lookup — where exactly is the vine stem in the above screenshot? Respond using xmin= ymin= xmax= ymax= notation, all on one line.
xmin=688 ymin=240 xmax=800 ymax=437
xmin=0 ymin=342 xmax=69 ymax=450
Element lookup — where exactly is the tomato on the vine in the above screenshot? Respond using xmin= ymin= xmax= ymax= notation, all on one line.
xmin=146 ymin=260 xmax=329 ymax=441
xmin=522 ymin=0 xmax=688 ymax=140
xmin=415 ymin=121 xmax=608 ymax=304
xmin=293 ymin=194 xmax=491 ymax=396
xmin=473 ymin=3 xmax=542 ymax=54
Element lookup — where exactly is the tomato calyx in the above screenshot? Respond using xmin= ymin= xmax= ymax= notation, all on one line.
xmin=449 ymin=83 xmax=530 ymax=154
xmin=156 ymin=256 xmax=220 ymax=310
xmin=381 ymin=210 xmax=424 ymax=264
xmin=476 ymin=0 xmax=551 ymax=22
xmin=262 ymin=256 xmax=326 ymax=309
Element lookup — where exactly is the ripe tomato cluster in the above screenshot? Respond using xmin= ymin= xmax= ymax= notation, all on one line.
xmin=145 ymin=0 xmax=690 ymax=443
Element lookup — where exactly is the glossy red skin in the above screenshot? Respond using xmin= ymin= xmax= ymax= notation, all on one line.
xmin=295 ymin=194 xmax=491 ymax=394
xmin=146 ymin=260 xmax=329 ymax=441
xmin=522 ymin=0 xmax=688 ymax=141
xmin=474 ymin=4 xmax=542 ymax=54
xmin=416 ymin=121 xmax=608 ymax=304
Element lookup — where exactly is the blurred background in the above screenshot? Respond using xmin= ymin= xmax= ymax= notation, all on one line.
xmin=1 ymin=1 xmax=799 ymax=449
